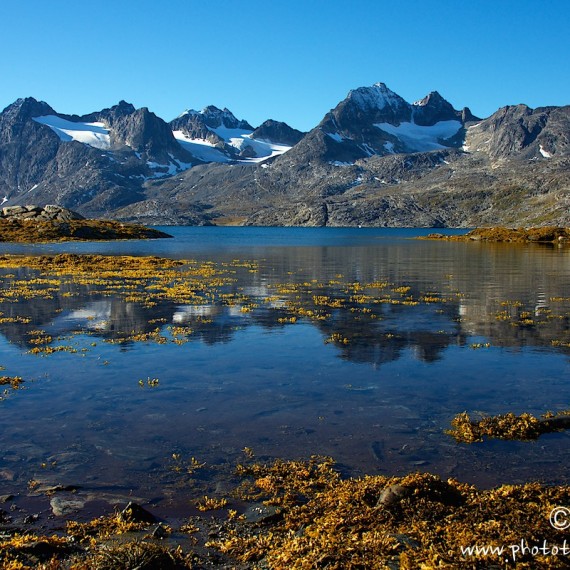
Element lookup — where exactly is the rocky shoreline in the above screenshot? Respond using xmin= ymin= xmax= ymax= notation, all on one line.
xmin=1 ymin=456 xmax=569 ymax=569
xmin=425 ymin=226 xmax=570 ymax=243
xmin=0 ymin=205 xmax=172 ymax=242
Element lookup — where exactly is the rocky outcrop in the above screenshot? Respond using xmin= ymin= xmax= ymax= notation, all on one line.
xmin=464 ymin=104 xmax=570 ymax=159
xmin=0 ymin=205 xmax=171 ymax=242
xmin=1 ymin=204 xmax=84 ymax=222
xmin=252 ymin=120 xmax=305 ymax=146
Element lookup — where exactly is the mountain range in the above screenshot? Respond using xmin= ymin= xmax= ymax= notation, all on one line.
xmin=0 ymin=83 xmax=568 ymax=227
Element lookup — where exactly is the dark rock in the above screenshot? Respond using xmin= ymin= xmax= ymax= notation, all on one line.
xmin=252 ymin=119 xmax=305 ymax=146
xmin=151 ymin=523 xmax=169 ymax=539
xmin=238 ymin=144 xmax=257 ymax=159
xmin=118 ymin=501 xmax=157 ymax=524
xmin=412 ymin=91 xmax=460 ymax=126
xmin=35 ymin=484 xmax=80 ymax=494
xmin=243 ymin=503 xmax=283 ymax=524
xmin=11 ymin=538 xmax=77 ymax=563
xmin=389 ymin=533 xmax=421 ymax=550
xmin=376 ymin=484 xmax=411 ymax=507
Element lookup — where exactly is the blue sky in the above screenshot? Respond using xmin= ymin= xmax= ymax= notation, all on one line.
xmin=2 ymin=0 xmax=568 ymax=131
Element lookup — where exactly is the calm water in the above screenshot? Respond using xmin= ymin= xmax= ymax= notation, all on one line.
xmin=1 ymin=227 xmax=569 ymax=520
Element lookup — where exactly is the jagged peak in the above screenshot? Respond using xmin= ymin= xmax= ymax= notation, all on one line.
xmin=3 ymin=97 xmax=55 ymax=117
xmin=174 ymin=104 xmax=253 ymax=130
xmin=13 ymin=96 xmax=41 ymax=106
xmin=413 ymin=91 xmax=447 ymax=106
xmin=114 ymin=100 xmax=136 ymax=113
xmin=460 ymin=106 xmax=481 ymax=123
xmin=178 ymin=105 xmax=236 ymax=119
xmin=346 ymin=82 xmax=407 ymax=111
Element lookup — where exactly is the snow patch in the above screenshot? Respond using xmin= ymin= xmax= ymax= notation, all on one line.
xmin=383 ymin=141 xmax=395 ymax=153
xmin=539 ymin=145 xmax=552 ymax=158
xmin=174 ymin=127 xmax=291 ymax=164
xmin=326 ymin=132 xmax=345 ymax=143
xmin=210 ymin=126 xmax=292 ymax=162
xmin=173 ymin=130 xmax=230 ymax=163
xmin=33 ymin=115 xmax=111 ymax=150
xmin=374 ymin=120 xmax=462 ymax=152
xmin=145 ymin=159 xmax=192 ymax=179
xmin=329 ymin=161 xmax=353 ymax=167
xmin=1 ymin=196 xmax=8 ymax=205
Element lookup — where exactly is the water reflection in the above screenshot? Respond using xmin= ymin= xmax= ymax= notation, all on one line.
xmin=0 ymin=232 xmax=569 ymax=518
xmin=1 ymin=241 xmax=569 ymax=364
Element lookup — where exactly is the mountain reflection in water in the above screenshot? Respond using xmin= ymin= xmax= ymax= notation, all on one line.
xmin=0 ymin=228 xmax=569 ymax=519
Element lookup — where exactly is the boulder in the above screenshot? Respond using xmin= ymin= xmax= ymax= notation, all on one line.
xmin=0 ymin=204 xmax=84 ymax=221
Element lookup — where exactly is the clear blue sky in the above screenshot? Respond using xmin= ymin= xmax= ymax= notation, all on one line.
xmin=2 ymin=0 xmax=568 ymax=132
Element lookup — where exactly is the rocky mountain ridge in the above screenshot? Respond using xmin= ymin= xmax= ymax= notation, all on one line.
xmin=0 ymin=84 xmax=568 ymax=227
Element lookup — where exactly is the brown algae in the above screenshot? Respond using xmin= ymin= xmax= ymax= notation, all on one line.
xmin=2 ymin=456 xmax=569 ymax=568
xmin=0 ymin=218 xmax=172 ymax=243
xmin=447 ymin=410 xmax=570 ymax=443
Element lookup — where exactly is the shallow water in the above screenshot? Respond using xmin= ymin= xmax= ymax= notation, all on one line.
xmin=1 ymin=227 xmax=569 ymax=519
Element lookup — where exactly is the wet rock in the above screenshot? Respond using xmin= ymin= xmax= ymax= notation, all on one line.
xmin=11 ymin=539 xmax=77 ymax=564
xmin=50 ymin=496 xmax=85 ymax=516
xmin=376 ymin=484 xmax=411 ymax=507
xmin=0 ymin=469 xmax=16 ymax=481
xmin=23 ymin=513 xmax=40 ymax=524
xmin=118 ymin=501 xmax=157 ymax=524
xmin=0 ymin=494 xmax=14 ymax=503
xmin=214 ymin=480 xmax=235 ymax=495
xmin=35 ymin=484 xmax=80 ymax=495
xmin=370 ymin=440 xmax=385 ymax=462
xmin=243 ymin=503 xmax=283 ymax=524
xmin=389 ymin=533 xmax=421 ymax=550
xmin=151 ymin=523 xmax=169 ymax=539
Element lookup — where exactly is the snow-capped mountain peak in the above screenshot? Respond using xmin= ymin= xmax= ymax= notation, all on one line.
xmin=346 ymin=82 xmax=408 ymax=112
xmin=175 ymin=105 xmax=253 ymax=131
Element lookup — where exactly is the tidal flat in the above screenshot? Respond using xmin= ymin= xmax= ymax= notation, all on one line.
xmin=0 ymin=227 xmax=569 ymax=567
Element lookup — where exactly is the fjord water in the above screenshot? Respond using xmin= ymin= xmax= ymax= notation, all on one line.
xmin=1 ymin=228 xmax=569 ymax=517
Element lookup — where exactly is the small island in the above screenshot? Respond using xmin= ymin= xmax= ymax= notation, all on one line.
xmin=0 ymin=205 xmax=172 ymax=242
xmin=425 ymin=226 xmax=570 ymax=243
